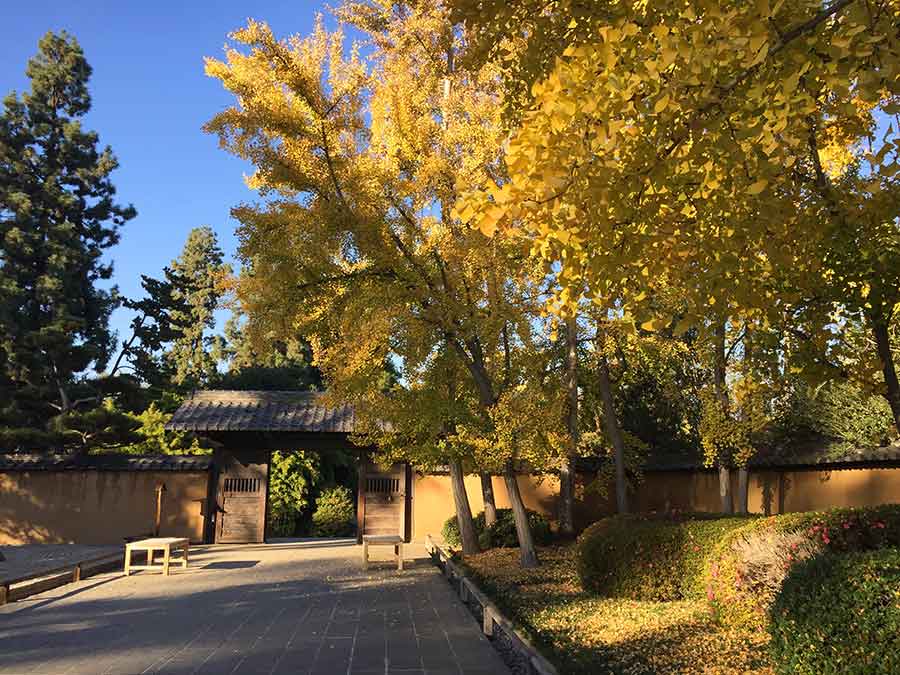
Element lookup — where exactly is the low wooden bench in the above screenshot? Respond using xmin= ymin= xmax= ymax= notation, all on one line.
xmin=362 ymin=534 xmax=404 ymax=571
xmin=124 ymin=537 xmax=189 ymax=577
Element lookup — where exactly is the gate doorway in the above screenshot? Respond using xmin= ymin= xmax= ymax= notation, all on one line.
xmin=215 ymin=449 xmax=268 ymax=544
xmin=167 ymin=391 xmax=413 ymax=545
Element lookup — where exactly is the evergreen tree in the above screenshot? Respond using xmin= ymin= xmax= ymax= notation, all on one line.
xmin=118 ymin=226 xmax=228 ymax=392
xmin=216 ymin=313 xmax=323 ymax=391
xmin=0 ymin=31 xmax=135 ymax=450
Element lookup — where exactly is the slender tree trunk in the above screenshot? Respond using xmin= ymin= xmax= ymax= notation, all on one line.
xmin=503 ymin=461 xmax=539 ymax=568
xmin=596 ymin=345 xmax=629 ymax=514
xmin=736 ymin=467 xmax=749 ymax=514
xmin=480 ymin=473 xmax=497 ymax=528
xmin=872 ymin=314 xmax=900 ymax=432
xmin=559 ymin=315 xmax=579 ymax=535
xmin=449 ymin=459 xmax=479 ymax=555
xmin=713 ymin=320 xmax=733 ymax=514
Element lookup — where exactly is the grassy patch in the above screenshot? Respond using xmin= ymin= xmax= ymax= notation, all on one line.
xmin=461 ymin=545 xmax=773 ymax=675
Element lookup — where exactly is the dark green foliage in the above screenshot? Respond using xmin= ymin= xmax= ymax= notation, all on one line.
xmin=442 ymin=508 xmax=553 ymax=549
xmin=217 ymin=313 xmax=322 ymax=392
xmin=770 ymin=380 xmax=896 ymax=455
xmin=311 ymin=485 xmax=356 ymax=537
xmin=0 ymin=31 xmax=135 ymax=449
xmin=267 ymin=451 xmax=320 ymax=537
xmin=706 ymin=504 xmax=900 ymax=629
xmin=769 ymin=549 xmax=900 ymax=675
xmin=576 ymin=513 xmax=754 ymax=600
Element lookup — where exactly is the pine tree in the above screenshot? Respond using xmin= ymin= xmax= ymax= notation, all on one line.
xmin=119 ymin=226 xmax=229 ymax=392
xmin=0 ymin=31 xmax=135 ymax=450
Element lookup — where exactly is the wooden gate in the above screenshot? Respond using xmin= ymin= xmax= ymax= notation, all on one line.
xmin=215 ymin=449 xmax=268 ymax=543
xmin=361 ymin=463 xmax=408 ymax=539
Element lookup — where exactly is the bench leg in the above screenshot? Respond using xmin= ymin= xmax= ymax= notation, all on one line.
xmin=124 ymin=547 xmax=132 ymax=576
xmin=148 ymin=549 xmax=154 ymax=567
xmin=182 ymin=542 xmax=189 ymax=568
xmin=397 ymin=542 xmax=403 ymax=571
xmin=362 ymin=541 xmax=369 ymax=571
xmin=163 ymin=547 xmax=171 ymax=576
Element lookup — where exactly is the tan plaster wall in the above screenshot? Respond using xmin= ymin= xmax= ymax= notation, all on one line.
xmin=0 ymin=471 xmax=210 ymax=545
xmin=412 ymin=474 xmax=559 ymax=542
xmin=412 ymin=467 xmax=900 ymax=540
xmin=632 ymin=467 xmax=900 ymax=516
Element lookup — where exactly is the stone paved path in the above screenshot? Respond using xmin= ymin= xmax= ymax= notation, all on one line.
xmin=0 ymin=540 xmax=509 ymax=674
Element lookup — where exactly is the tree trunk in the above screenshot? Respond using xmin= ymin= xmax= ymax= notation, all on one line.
xmin=872 ymin=314 xmax=900 ymax=432
xmin=449 ymin=459 xmax=479 ymax=555
xmin=503 ymin=462 xmax=539 ymax=568
xmin=480 ymin=472 xmax=497 ymax=528
xmin=597 ymin=349 xmax=629 ymax=514
xmin=719 ymin=465 xmax=734 ymax=514
xmin=713 ymin=320 xmax=733 ymax=514
xmin=735 ymin=467 xmax=749 ymax=514
xmin=559 ymin=315 xmax=579 ymax=535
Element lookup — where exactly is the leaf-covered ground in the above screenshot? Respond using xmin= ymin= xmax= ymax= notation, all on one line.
xmin=461 ymin=545 xmax=773 ymax=675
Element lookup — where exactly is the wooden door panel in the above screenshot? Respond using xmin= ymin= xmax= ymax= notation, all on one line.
xmin=363 ymin=463 xmax=404 ymax=538
xmin=215 ymin=449 xmax=268 ymax=544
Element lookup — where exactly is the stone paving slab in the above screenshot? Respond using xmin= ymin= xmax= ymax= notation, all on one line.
xmin=0 ymin=540 xmax=509 ymax=675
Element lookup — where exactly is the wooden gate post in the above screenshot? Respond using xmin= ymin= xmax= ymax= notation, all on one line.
xmin=154 ymin=483 xmax=167 ymax=536
xmin=357 ymin=459 xmax=367 ymax=544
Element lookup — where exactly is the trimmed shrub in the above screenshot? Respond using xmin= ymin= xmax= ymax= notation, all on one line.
xmin=576 ymin=513 xmax=753 ymax=600
xmin=705 ymin=504 xmax=900 ymax=629
xmin=441 ymin=508 xmax=553 ymax=549
xmin=769 ymin=549 xmax=900 ymax=674
xmin=311 ymin=486 xmax=356 ymax=537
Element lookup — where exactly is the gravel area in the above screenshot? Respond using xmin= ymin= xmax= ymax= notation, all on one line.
xmin=0 ymin=543 xmax=120 ymax=581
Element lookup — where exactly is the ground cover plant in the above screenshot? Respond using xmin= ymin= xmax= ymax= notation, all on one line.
xmin=576 ymin=513 xmax=754 ymax=600
xmin=462 ymin=545 xmax=772 ymax=675
xmin=705 ymin=505 xmax=900 ymax=629
xmin=769 ymin=548 xmax=900 ymax=675
xmin=442 ymin=509 xmax=553 ymax=549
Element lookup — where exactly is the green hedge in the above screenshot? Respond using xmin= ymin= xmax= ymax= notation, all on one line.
xmin=769 ymin=549 xmax=900 ymax=674
xmin=575 ymin=513 xmax=753 ymax=600
xmin=441 ymin=508 xmax=553 ymax=549
xmin=705 ymin=504 xmax=900 ymax=629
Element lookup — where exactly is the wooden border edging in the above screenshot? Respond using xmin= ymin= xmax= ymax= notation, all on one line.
xmin=0 ymin=552 xmax=124 ymax=606
xmin=424 ymin=535 xmax=559 ymax=675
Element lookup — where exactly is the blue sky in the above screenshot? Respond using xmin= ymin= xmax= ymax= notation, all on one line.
xmin=1 ymin=0 xmax=332 ymax=346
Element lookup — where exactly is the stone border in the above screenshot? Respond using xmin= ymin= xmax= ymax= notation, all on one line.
xmin=424 ymin=535 xmax=558 ymax=675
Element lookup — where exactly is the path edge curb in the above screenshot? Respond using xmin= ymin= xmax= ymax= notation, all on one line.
xmin=424 ymin=535 xmax=559 ymax=675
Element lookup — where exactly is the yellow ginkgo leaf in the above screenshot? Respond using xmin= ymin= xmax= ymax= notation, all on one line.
xmin=654 ymin=93 xmax=670 ymax=114
xmin=747 ymin=179 xmax=768 ymax=195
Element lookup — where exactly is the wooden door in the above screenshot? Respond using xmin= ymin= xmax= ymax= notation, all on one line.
xmin=363 ymin=463 xmax=405 ymax=538
xmin=215 ymin=450 xmax=269 ymax=543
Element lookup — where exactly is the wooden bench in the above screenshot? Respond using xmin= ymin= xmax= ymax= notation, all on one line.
xmin=124 ymin=537 xmax=190 ymax=577
xmin=362 ymin=534 xmax=404 ymax=571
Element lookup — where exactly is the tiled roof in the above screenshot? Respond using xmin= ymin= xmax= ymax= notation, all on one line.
xmin=638 ymin=441 xmax=900 ymax=472
xmin=166 ymin=390 xmax=355 ymax=433
xmin=0 ymin=453 xmax=212 ymax=472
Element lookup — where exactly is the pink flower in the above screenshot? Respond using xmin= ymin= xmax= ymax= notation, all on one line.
xmin=822 ymin=534 xmax=831 ymax=545
xmin=707 ymin=588 xmax=715 ymax=601
xmin=710 ymin=563 xmax=719 ymax=578
xmin=843 ymin=522 xmax=850 ymax=529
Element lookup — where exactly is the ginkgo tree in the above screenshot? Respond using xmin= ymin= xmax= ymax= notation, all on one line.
xmin=205 ymin=1 xmax=568 ymax=567
xmin=453 ymin=0 xmax=900 ymax=435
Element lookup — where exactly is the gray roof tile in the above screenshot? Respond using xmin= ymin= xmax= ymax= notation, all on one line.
xmin=0 ymin=454 xmax=212 ymax=472
xmin=166 ymin=390 xmax=355 ymax=433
